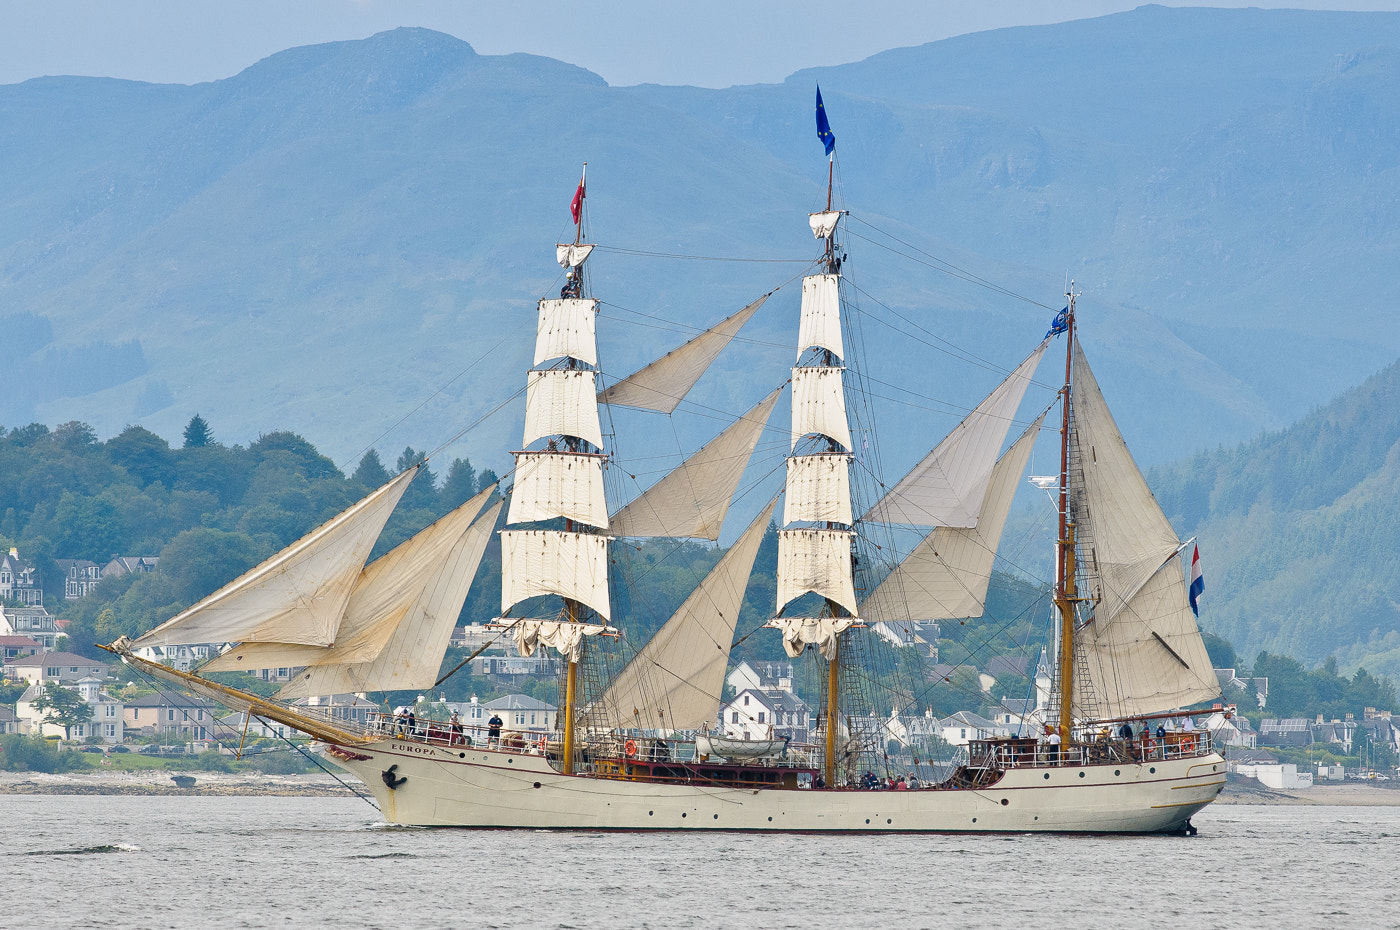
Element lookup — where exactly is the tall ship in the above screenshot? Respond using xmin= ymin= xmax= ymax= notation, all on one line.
xmin=107 ymin=109 xmax=1227 ymax=834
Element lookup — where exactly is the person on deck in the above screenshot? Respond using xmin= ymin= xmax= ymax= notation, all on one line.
xmin=450 ymin=711 xmax=464 ymax=745
xmin=1044 ymin=725 xmax=1061 ymax=765
xmin=488 ymin=713 xmax=504 ymax=745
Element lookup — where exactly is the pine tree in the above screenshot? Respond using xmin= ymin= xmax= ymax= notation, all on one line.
xmin=352 ymin=449 xmax=391 ymax=489
xmin=182 ymin=414 xmax=213 ymax=448
xmin=440 ymin=458 xmax=478 ymax=509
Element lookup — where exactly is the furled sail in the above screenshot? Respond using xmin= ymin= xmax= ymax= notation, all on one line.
xmin=501 ymin=529 xmax=612 ymax=621
xmin=861 ymin=413 xmax=1045 ymax=624
xmin=784 ymin=453 xmax=853 ymax=525
xmin=131 ymin=467 xmax=418 ymax=649
xmin=863 ymin=345 xmax=1045 ymax=526
xmin=556 ymin=243 xmax=595 ymax=267
xmin=513 ymin=618 xmax=609 ymax=663
xmin=523 ymin=370 xmax=603 ymax=449
xmin=775 ymin=529 xmax=858 ymax=617
xmin=597 ymin=295 xmax=767 ymax=413
xmin=508 ymin=452 xmax=608 ymax=529
xmin=274 ymin=499 xmax=504 ymax=698
xmin=768 ymin=616 xmax=855 ymax=661
xmin=609 ymin=387 xmax=782 ymax=540
xmin=203 ymin=485 xmax=496 ymax=674
xmin=797 ymin=274 xmax=844 ymax=362
xmin=809 ymin=211 xmax=842 ymax=239
xmin=594 ymin=498 xmax=778 ymax=730
xmin=1068 ymin=344 xmax=1219 ymax=717
xmin=534 ymin=298 xmax=598 ymax=367
xmin=790 ymin=367 xmax=851 ymax=451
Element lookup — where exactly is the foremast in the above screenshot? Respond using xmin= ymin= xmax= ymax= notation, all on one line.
xmin=1054 ymin=286 xmax=1079 ymax=747
xmin=504 ymin=166 xmax=611 ymax=775
xmin=767 ymin=180 xmax=857 ymax=786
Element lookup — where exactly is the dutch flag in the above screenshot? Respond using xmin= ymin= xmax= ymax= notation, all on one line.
xmin=1189 ymin=544 xmax=1204 ymax=617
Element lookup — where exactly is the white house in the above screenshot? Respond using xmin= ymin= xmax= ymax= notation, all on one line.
xmin=1202 ymin=705 xmax=1257 ymax=748
xmin=937 ymin=711 xmax=1013 ymax=747
xmin=0 ymin=606 xmax=59 ymax=649
xmin=1235 ymin=762 xmax=1314 ymax=790
xmin=6 ymin=651 xmax=110 ymax=686
xmin=717 ymin=688 xmax=811 ymax=742
xmin=0 ymin=550 xmax=44 ymax=607
xmin=725 ymin=661 xmax=795 ymax=696
xmin=132 ymin=643 xmax=216 ymax=673
xmin=870 ymin=620 xmax=941 ymax=659
xmin=16 ymin=677 xmax=124 ymax=742
xmin=0 ymin=705 xmax=25 ymax=734
xmin=124 ymin=693 xmax=218 ymax=740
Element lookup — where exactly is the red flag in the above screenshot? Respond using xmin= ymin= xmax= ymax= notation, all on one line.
xmin=570 ymin=167 xmax=586 ymax=224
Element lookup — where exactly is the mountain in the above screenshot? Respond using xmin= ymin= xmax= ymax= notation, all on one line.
xmin=1153 ymin=356 xmax=1400 ymax=680
xmin=2 ymin=7 xmax=1400 ymax=479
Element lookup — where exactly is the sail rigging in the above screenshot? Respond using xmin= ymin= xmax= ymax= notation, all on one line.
xmin=131 ymin=467 xmax=419 ymax=649
xmin=597 ymin=295 xmax=767 ymax=413
xmin=609 ymin=387 xmax=782 ymax=540
xmin=1066 ymin=343 xmax=1219 ymax=717
xmin=594 ymin=497 xmax=778 ymax=730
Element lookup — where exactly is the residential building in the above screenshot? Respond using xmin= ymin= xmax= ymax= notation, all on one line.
xmin=0 ymin=705 xmax=23 ymax=734
xmin=102 ymin=556 xmax=159 ymax=580
xmin=0 ymin=606 xmax=59 ymax=649
xmin=717 ymin=688 xmax=811 ymax=743
xmin=124 ymin=693 xmax=219 ymax=740
xmin=217 ymin=712 xmax=298 ymax=741
xmin=0 ymin=549 xmax=43 ymax=606
xmin=16 ymin=677 xmax=124 ymax=742
xmin=292 ymin=693 xmax=378 ymax=727
xmin=471 ymin=654 xmax=553 ymax=680
xmin=1235 ymin=762 xmax=1314 ymax=790
xmin=1259 ymin=718 xmax=1314 ymax=748
xmin=5 ymin=651 xmax=110 ymax=686
xmin=936 ymin=710 xmax=1013 ymax=747
xmin=870 ymin=620 xmax=941 ymax=659
xmin=482 ymin=694 xmax=557 ymax=732
xmin=0 ymin=635 xmax=42 ymax=660
xmin=132 ymin=644 xmax=215 ymax=673
xmin=54 ymin=559 xmax=103 ymax=600
xmin=1202 ymin=705 xmax=1257 ymax=748
xmin=451 ymin=624 xmax=505 ymax=652
xmin=725 ymin=661 xmax=796 ymax=696
xmin=1214 ymin=668 xmax=1269 ymax=709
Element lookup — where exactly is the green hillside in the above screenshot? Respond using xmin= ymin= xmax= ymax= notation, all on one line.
xmin=1153 ymin=356 xmax=1400 ymax=678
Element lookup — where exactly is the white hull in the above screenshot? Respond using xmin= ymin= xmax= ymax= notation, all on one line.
xmin=329 ymin=740 xmax=1225 ymax=834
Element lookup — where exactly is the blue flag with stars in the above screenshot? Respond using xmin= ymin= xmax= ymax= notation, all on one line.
xmin=815 ymin=85 xmax=836 ymax=155
xmin=1046 ymin=306 xmax=1069 ymax=338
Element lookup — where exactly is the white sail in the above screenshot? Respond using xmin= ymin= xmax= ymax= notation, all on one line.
xmin=775 ymin=528 xmax=858 ymax=617
xmin=861 ymin=414 xmax=1044 ymax=624
xmin=790 ymin=366 xmax=851 ymax=451
xmin=555 ymin=243 xmax=595 ymax=268
xmin=1069 ymin=344 xmax=1219 ymax=716
xmin=513 ymin=618 xmax=609 ymax=663
xmin=863 ymin=345 xmax=1045 ymax=526
xmin=597 ymin=295 xmax=767 ymax=413
xmin=609 ymin=387 xmax=782 ymax=540
xmin=809 ymin=211 xmax=842 ymax=239
xmin=1073 ymin=558 xmax=1219 ymax=718
xmin=508 ymin=452 xmax=608 ymax=529
xmin=767 ymin=616 xmax=855 ymax=660
xmin=131 ymin=468 xmax=418 ymax=649
xmin=783 ymin=454 xmax=853 ymax=526
xmin=501 ymin=529 xmax=612 ymax=621
xmin=534 ymin=298 xmax=598 ymax=367
xmin=205 ymin=486 xmax=496 ymax=674
xmin=797 ymin=274 xmax=844 ymax=362
xmin=595 ymin=499 xmax=777 ymax=730
xmin=276 ymin=499 xmax=503 ymax=698
xmin=523 ymin=369 xmax=603 ymax=449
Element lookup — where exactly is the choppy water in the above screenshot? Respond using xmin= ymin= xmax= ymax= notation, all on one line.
xmin=4 ymin=796 xmax=1396 ymax=929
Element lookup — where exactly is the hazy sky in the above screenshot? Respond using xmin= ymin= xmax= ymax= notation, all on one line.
xmin=3 ymin=1 xmax=1400 ymax=88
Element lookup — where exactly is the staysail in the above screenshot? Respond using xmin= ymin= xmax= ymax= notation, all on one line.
xmin=863 ymin=345 xmax=1046 ymax=527
xmin=861 ymin=413 xmax=1046 ymax=624
xmin=595 ymin=498 xmax=778 ymax=729
xmin=131 ymin=467 xmax=418 ymax=649
xmin=203 ymin=485 xmax=496 ymax=674
xmin=609 ymin=387 xmax=782 ymax=540
xmin=597 ymin=295 xmax=767 ymax=413
xmin=275 ymin=499 xmax=503 ymax=698
xmin=1068 ymin=345 xmax=1219 ymax=717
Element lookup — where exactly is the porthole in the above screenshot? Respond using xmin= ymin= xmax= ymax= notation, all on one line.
xmin=1114 ymin=770 xmax=1120 ymax=776
xmin=865 ymin=819 xmax=870 ymax=824
xmin=533 ymin=782 xmax=541 ymax=789
xmin=649 ymin=811 xmax=654 ymax=816
xmin=886 ymin=819 xmax=892 ymax=824
xmin=459 ymin=752 xmax=466 ymax=759
xmin=1150 ymin=767 xmax=1156 ymax=774
xmin=1043 ymin=773 xmax=1050 ymax=780
xmin=971 ymin=817 xmax=977 ymax=823
xmin=507 ymin=758 xmax=513 ymax=764
xmin=681 ymin=813 xmax=687 ymax=818
xmin=1000 ymin=799 xmax=1009 ymax=806
xmin=767 ymin=817 xmax=773 ymax=822
xmin=1079 ymin=772 xmax=1086 ymax=779
xmin=713 ymin=814 xmax=719 ymax=820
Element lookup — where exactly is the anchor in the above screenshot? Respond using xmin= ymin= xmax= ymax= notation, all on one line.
xmin=381 ymin=764 xmax=407 ymax=790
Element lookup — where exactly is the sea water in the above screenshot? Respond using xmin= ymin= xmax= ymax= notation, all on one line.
xmin=2 ymin=796 xmax=1394 ymax=929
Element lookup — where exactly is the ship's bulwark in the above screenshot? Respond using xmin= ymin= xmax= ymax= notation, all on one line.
xmin=328 ymin=741 xmax=1225 ymax=833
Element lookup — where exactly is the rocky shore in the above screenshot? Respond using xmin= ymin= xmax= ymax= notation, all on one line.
xmin=1216 ymin=778 xmax=1400 ymax=806
xmin=0 ymin=770 xmax=370 ymax=797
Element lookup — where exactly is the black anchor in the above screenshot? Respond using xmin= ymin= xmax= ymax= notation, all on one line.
xmin=381 ymin=764 xmax=407 ymax=790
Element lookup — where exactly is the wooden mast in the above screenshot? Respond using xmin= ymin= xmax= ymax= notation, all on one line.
xmin=1054 ymin=286 xmax=1078 ymax=747
xmin=560 ymin=162 xmax=587 ymax=775
xmin=822 ymin=153 xmax=842 ymax=788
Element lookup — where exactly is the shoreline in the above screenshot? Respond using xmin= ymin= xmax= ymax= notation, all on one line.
xmin=4 ymin=771 xmax=1399 ymax=805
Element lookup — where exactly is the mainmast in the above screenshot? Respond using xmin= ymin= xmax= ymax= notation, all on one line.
xmin=1054 ymin=285 xmax=1079 ymax=746
xmin=502 ymin=165 xmax=610 ymax=776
